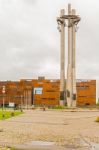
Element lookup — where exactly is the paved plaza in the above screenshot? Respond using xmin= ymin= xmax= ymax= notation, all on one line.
xmin=0 ymin=109 xmax=99 ymax=149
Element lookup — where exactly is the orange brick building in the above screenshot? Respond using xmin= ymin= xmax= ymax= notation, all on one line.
xmin=0 ymin=78 xmax=96 ymax=107
xmin=76 ymin=79 xmax=96 ymax=106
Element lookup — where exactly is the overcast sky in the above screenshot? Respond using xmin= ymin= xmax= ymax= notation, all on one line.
xmin=0 ymin=0 xmax=99 ymax=98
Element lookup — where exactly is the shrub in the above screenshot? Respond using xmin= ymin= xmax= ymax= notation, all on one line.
xmin=2 ymin=114 xmax=5 ymax=119
xmin=11 ymin=112 xmax=15 ymax=117
xmin=95 ymin=116 xmax=99 ymax=122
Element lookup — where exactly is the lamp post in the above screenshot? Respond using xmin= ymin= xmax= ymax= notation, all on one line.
xmin=2 ymin=86 xmax=5 ymax=110
xmin=21 ymin=95 xmax=23 ymax=111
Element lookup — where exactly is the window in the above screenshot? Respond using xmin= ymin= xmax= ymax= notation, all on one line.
xmin=46 ymin=90 xmax=55 ymax=92
xmin=49 ymin=98 xmax=55 ymax=100
xmin=42 ymin=98 xmax=47 ymax=100
xmin=34 ymin=87 xmax=43 ymax=94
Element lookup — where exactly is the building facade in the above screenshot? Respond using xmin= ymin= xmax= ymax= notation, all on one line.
xmin=0 ymin=78 xmax=96 ymax=107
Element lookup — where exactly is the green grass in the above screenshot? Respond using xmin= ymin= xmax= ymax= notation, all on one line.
xmin=0 ymin=110 xmax=23 ymax=120
xmin=8 ymin=146 xmax=17 ymax=150
xmin=52 ymin=105 xmax=67 ymax=109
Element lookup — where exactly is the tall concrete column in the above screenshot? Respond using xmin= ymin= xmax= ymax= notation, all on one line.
xmin=57 ymin=4 xmax=80 ymax=107
xmin=66 ymin=4 xmax=72 ymax=107
xmin=72 ymin=9 xmax=77 ymax=107
xmin=60 ymin=9 xmax=65 ymax=105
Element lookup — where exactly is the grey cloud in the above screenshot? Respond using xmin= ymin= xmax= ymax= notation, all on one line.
xmin=22 ymin=0 xmax=37 ymax=5
xmin=0 ymin=0 xmax=98 ymax=97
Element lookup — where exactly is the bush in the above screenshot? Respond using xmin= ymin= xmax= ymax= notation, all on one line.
xmin=96 ymin=102 xmax=99 ymax=106
xmin=2 ymin=114 xmax=5 ymax=119
xmin=95 ymin=116 xmax=99 ymax=122
xmin=11 ymin=112 xmax=15 ymax=117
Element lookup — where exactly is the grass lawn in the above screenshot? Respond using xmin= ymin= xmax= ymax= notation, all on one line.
xmin=0 ymin=110 xmax=23 ymax=120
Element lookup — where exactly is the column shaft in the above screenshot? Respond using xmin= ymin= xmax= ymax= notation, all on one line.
xmin=66 ymin=4 xmax=72 ymax=107
xmin=72 ymin=9 xmax=76 ymax=107
xmin=60 ymin=9 xmax=65 ymax=105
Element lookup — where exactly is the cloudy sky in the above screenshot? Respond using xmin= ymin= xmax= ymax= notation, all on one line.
xmin=0 ymin=0 xmax=99 ymax=98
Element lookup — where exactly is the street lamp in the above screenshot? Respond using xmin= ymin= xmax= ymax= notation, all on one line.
xmin=21 ymin=95 xmax=23 ymax=111
xmin=2 ymin=86 xmax=5 ymax=110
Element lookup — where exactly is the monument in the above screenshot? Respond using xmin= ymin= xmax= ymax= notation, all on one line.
xmin=57 ymin=4 xmax=81 ymax=107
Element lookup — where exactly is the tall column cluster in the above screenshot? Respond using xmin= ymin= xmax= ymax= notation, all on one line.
xmin=57 ymin=4 xmax=81 ymax=107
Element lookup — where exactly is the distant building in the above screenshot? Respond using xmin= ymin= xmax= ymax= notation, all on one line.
xmin=0 ymin=78 xmax=96 ymax=107
xmin=76 ymin=79 xmax=96 ymax=106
